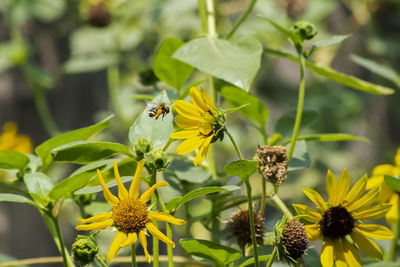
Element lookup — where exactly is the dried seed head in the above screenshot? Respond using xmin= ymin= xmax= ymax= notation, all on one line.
xmin=257 ymin=145 xmax=288 ymax=187
xmin=87 ymin=2 xmax=111 ymax=27
xmin=281 ymin=219 xmax=308 ymax=259
xmin=227 ymin=209 xmax=264 ymax=251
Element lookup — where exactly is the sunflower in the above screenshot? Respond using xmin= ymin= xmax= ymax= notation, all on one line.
xmin=294 ymin=169 xmax=394 ymax=267
xmin=76 ymin=160 xmax=186 ymax=262
xmin=0 ymin=122 xmax=32 ymax=154
xmin=367 ymin=148 xmax=400 ymax=225
xmin=170 ymin=86 xmax=221 ymax=166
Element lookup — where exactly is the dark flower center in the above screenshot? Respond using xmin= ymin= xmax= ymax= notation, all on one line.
xmin=112 ymin=199 xmax=149 ymax=233
xmin=320 ymin=206 xmax=354 ymax=239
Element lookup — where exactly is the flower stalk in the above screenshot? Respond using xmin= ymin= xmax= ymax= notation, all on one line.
xmin=226 ymin=0 xmax=258 ymax=39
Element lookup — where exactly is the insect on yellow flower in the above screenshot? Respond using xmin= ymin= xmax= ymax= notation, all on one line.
xmin=76 ymin=160 xmax=186 ymax=262
xmin=170 ymin=86 xmax=223 ymax=166
xmin=0 ymin=122 xmax=32 ymax=154
xmin=294 ymin=169 xmax=394 ymax=267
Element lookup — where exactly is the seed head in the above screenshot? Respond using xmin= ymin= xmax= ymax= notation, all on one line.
xmin=87 ymin=2 xmax=111 ymax=27
xmin=257 ymin=145 xmax=288 ymax=187
xmin=281 ymin=219 xmax=308 ymax=260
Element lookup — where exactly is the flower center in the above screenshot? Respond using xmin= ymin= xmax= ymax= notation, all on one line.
xmin=112 ymin=199 xmax=149 ymax=233
xmin=320 ymin=206 xmax=354 ymax=239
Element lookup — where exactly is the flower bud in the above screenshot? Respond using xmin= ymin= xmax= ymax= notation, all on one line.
xmin=134 ymin=139 xmax=152 ymax=160
xmin=256 ymin=145 xmax=288 ymax=187
xmin=291 ymin=21 xmax=318 ymax=41
xmin=145 ymin=148 xmax=168 ymax=171
xmin=72 ymin=235 xmax=99 ymax=266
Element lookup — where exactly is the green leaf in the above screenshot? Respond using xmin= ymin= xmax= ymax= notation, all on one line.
xmin=164 ymin=159 xmax=211 ymax=184
xmin=276 ymin=109 xmax=319 ymax=138
xmin=220 ymin=85 xmax=269 ymax=130
xmin=283 ymin=133 xmax=369 ymax=145
xmin=0 ymin=193 xmax=34 ymax=205
xmin=351 ymin=54 xmax=400 ymax=88
xmin=51 ymin=141 xmax=132 ymax=164
xmin=63 ymin=53 xmax=119 ymax=73
xmin=224 ymin=160 xmax=258 ymax=179
xmin=25 ymin=65 xmax=53 ymax=89
xmin=363 ymin=262 xmax=400 ymax=267
xmin=312 ymin=34 xmax=350 ymax=49
xmin=238 ymin=255 xmax=272 ymax=267
xmin=303 ymin=248 xmax=322 ymax=267
xmin=32 ymin=0 xmax=66 ymax=22
xmin=23 ymin=172 xmax=54 ymax=204
xmin=286 ymin=141 xmax=310 ymax=171
xmin=153 ymin=38 xmax=194 ymax=91
xmin=129 ymin=90 xmax=173 ymax=148
xmin=384 ymin=175 xmax=400 ymax=193
xmin=262 ymin=17 xmax=301 ymax=45
xmin=35 ymin=116 xmax=112 ymax=170
xmin=264 ymin=48 xmax=395 ymax=95
xmin=166 ymin=186 xmax=240 ymax=212
xmin=180 ymin=238 xmax=242 ymax=266
xmin=173 ymin=36 xmax=262 ymax=91
xmin=0 ymin=150 xmax=30 ymax=173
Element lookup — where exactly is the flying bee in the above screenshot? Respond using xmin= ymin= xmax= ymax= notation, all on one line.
xmin=145 ymin=101 xmax=170 ymax=120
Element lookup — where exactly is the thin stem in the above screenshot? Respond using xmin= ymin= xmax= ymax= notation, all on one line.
xmin=150 ymin=170 xmax=159 ymax=267
xmin=271 ymin=194 xmax=293 ymax=219
xmin=131 ymin=243 xmax=137 ymax=267
xmin=226 ymin=128 xmax=243 ymax=160
xmin=107 ymin=65 xmax=123 ymax=122
xmin=226 ymin=0 xmax=258 ymax=39
xmin=287 ymin=53 xmax=306 ymax=161
xmin=386 ymin=202 xmax=400 ymax=261
xmin=205 ymin=0 xmax=217 ymax=37
xmin=266 ymin=246 xmax=278 ymax=267
xmin=259 ymin=177 xmax=267 ymax=214
xmin=50 ymin=215 xmax=70 ymax=267
xmin=198 ymin=0 xmax=208 ymax=33
xmin=95 ymin=255 xmax=108 ymax=267
xmin=245 ymin=180 xmax=259 ymax=267
xmin=166 ymin=223 xmax=174 ymax=267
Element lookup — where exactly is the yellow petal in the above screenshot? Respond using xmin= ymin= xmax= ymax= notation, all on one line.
xmin=173 ymin=100 xmax=201 ymax=119
xmin=386 ymin=193 xmax=399 ymax=225
xmin=352 ymin=204 xmax=391 ymax=220
xmin=351 ymin=230 xmax=383 ymax=260
xmin=321 ymin=239 xmax=334 ymax=267
xmin=366 ymin=175 xmax=384 ymax=190
xmin=129 ymin=159 xmax=145 ymax=200
xmin=176 ymin=136 xmax=204 ymax=154
xmin=76 ymin=218 xmax=113 ymax=231
xmin=193 ymin=135 xmax=213 ymax=166
xmin=170 ymin=130 xmax=199 ymax=139
xmin=302 ymin=188 xmax=327 ymax=211
xmin=200 ymin=85 xmax=216 ymax=112
xmin=97 ymin=169 xmax=119 ymax=206
xmin=140 ymin=181 xmax=169 ymax=203
xmin=293 ymin=204 xmax=322 ymax=222
xmin=337 ymin=169 xmax=350 ymax=204
xmin=333 ymin=239 xmax=346 ymax=267
xmin=326 ymin=170 xmax=339 ymax=206
xmin=346 ymin=186 xmax=380 ymax=212
xmin=343 ymin=175 xmax=367 ymax=206
xmin=395 ymin=147 xmax=400 ymax=166
xmin=372 ymin=164 xmax=400 ymax=176
xmin=341 ymin=238 xmax=362 ymax=267
xmin=113 ymin=161 xmax=129 ymax=200
xmin=175 ymin=115 xmax=198 ymax=129
xmin=139 ymin=230 xmax=151 ymax=263
xmin=146 ymin=222 xmax=175 ymax=247
xmin=77 ymin=212 xmax=112 ymax=223
xmin=148 ymin=212 xmax=186 ymax=225
xmin=354 ymin=224 xmax=394 ymax=240
xmin=107 ymin=232 xmax=126 ymax=262
xmin=120 ymin=232 xmax=138 ymax=248
xmin=304 ymin=224 xmax=321 ymax=241
xmin=190 ymin=87 xmax=208 ymax=113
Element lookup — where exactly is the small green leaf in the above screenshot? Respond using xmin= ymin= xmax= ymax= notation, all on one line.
xmin=276 ymin=109 xmax=319 ymax=138
xmin=312 ymin=34 xmax=350 ymax=49
xmin=166 ymin=186 xmax=240 ymax=212
xmin=173 ymin=36 xmax=262 ymax=91
xmin=238 ymin=255 xmax=272 ymax=267
xmin=263 ymin=17 xmax=301 ymax=45
xmin=51 ymin=141 xmax=132 ymax=164
xmin=153 ymin=38 xmax=194 ymax=91
xmin=164 ymin=159 xmax=211 ymax=184
xmin=180 ymin=238 xmax=242 ymax=266
xmin=24 ymin=172 xmax=54 ymax=204
xmin=35 ymin=116 xmax=112 ymax=170
xmin=384 ymin=175 xmax=400 ymax=193
xmin=0 ymin=193 xmax=34 ymax=205
xmin=286 ymin=141 xmax=310 ymax=171
xmin=224 ymin=160 xmax=258 ymax=179
xmin=283 ymin=133 xmax=369 ymax=145
xmin=129 ymin=90 xmax=173 ymax=148
xmin=0 ymin=150 xmax=30 ymax=173
xmin=220 ymin=85 xmax=269 ymax=130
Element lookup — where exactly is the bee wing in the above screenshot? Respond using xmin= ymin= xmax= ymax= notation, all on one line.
xmin=145 ymin=100 xmax=156 ymax=108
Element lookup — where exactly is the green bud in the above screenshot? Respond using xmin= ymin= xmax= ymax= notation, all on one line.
xmin=73 ymin=193 xmax=95 ymax=206
xmin=134 ymin=139 xmax=152 ymax=160
xmin=211 ymin=109 xmax=226 ymax=143
xmin=72 ymin=235 xmax=99 ymax=266
xmin=291 ymin=21 xmax=318 ymax=41
xmin=139 ymin=68 xmax=159 ymax=86
xmin=145 ymin=148 xmax=168 ymax=171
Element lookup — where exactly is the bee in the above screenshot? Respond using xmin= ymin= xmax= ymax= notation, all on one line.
xmin=145 ymin=101 xmax=170 ymax=120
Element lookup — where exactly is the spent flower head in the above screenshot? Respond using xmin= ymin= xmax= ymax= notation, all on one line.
xmin=257 ymin=145 xmax=288 ymax=187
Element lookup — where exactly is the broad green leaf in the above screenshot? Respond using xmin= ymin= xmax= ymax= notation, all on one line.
xmin=224 ymin=160 xmax=258 ymax=179
xmin=0 ymin=193 xmax=34 ymax=205
xmin=23 ymin=172 xmax=54 ymax=204
xmin=351 ymin=54 xmax=400 ymax=88
xmin=0 ymin=150 xmax=30 ymax=173
xmin=312 ymin=34 xmax=350 ymax=49
xmin=286 ymin=141 xmax=310 ymax=171
xmin=263 ymin=17 xmax=301 ymax=45
xmin=276 ymin=109 xmax=319 ymax=138
xmin=180 ymin=238 xmax=242 ymax=266
xmin=153 ymin=38 xmax=194 ymax=91
xmin=129 ymin=90 xmax=173 ymax=148
xmin=220 ymin=85 xmax=269 ymax=130
xmin=164 ymin=159 xmax=211 ymax=184
xmin=166 ymin=186 xmax=240 ymax=212
xmin=32 ymin=0 xmax=66 ymax=22
xmin=238 ymin=255 xmax=272 ymax=267
xmin=35 ymin=116 xmax=112 ymax=170
xmin=173 ymin=36 xmax=262 ymax=91
xmin=63 ymin=53 xmax=118 ymax=74
xmin=264 ymin=48 xmax=395 ymax=95
xmin=75 ymin=176 xmax=133 ymax=195
xmin=50 ymin=170 xmax=97 ymax=200
xmin=384 ymin=175 xmax=400 ymax=193
xmin=51 ymin=141 xmax=132 ymax=164
xmin=283 ymin=133 xmax=369 ymax=145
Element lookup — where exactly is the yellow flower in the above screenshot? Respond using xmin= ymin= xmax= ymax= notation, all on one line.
xmin=0 ymin=122 xmax=32 ymax=154
xmin=76 ymin=160 xmax=186 ymax=262
xmin=367 ymin=148 xmax=400 ymax=225
xmin=170 ymin=86 xmax=218 ymax=166
xmin=294 ymin=169 xmax=394 ymax=267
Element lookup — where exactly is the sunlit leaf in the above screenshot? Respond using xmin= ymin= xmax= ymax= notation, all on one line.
xmin=283 ymin=133 xmax=369 ymax=145
xmin=0 ymin=150 xmax=30 ymax=173
xmin=384 ymin=175 xmax=400 ymax=193
xmin=24 ymin=172 xmax=54 ymax=204
xmin=224 ymin=160 xmax=258 ymax=179
xmin=262 ymin=17 xmax=301 ymax=45
xmin=312 ymin=34 xmax=350 ymax=49
xmin=0 ymin=193 xmax=34 ymax=205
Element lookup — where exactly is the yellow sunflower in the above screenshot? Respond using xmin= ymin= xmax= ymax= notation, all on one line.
xmin=170 ymin=86 xmax=218 ymax=166
xmin=0 ymin=122 xmax=32 ymax=154
xmin=294 ymin=169 xmax=394 ymax=267
xmin=367 ymin=148 xmax=400 ymax=225
xmin=76 ymin=159 xmax=186 ymax=262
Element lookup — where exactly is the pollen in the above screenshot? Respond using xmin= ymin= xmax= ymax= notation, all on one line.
xmin=112 ymin=199 xmax=149 ymax=234
xmin=320 ymin=206 xmax=354 ymax=239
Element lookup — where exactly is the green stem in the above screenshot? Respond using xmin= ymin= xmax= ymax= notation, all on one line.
xmin=287 ymin=53 xmax=306 ymax=161
xmin=271 ymin=194 xmax=293 ymax=219
xmin=386 ymin=204 xmax=400 ymax=261
xmin=226 ymin=0 xmax=258 ymax=39
xmin=50 ymin=215 xmax=70 ymax=267
xmin=150 ymin=170 xmax=159 ymax=267
xmin=266 ymin=246 xmax=278 ymax=267
xmin=245 ymin=180 xmax=259 ymax=267
xmin=205 ymin=0 xmax=217 ymax=37
xmin=226 ymin=128 xmax=243 ymax=160
xmin=198 ymin=0 xmax=208 ymax=33
xmin=95 ymin=255 xmax=108 ymax=267
xmin=131 ymin=243 xmax=137 ymax=267
xmin=107 ymin=65 xmax=125 ymax=124
xmin=166 ymin=223 xmax=174 ymax=267
xmin=259 ymin=177 xmax=266 ymax=214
